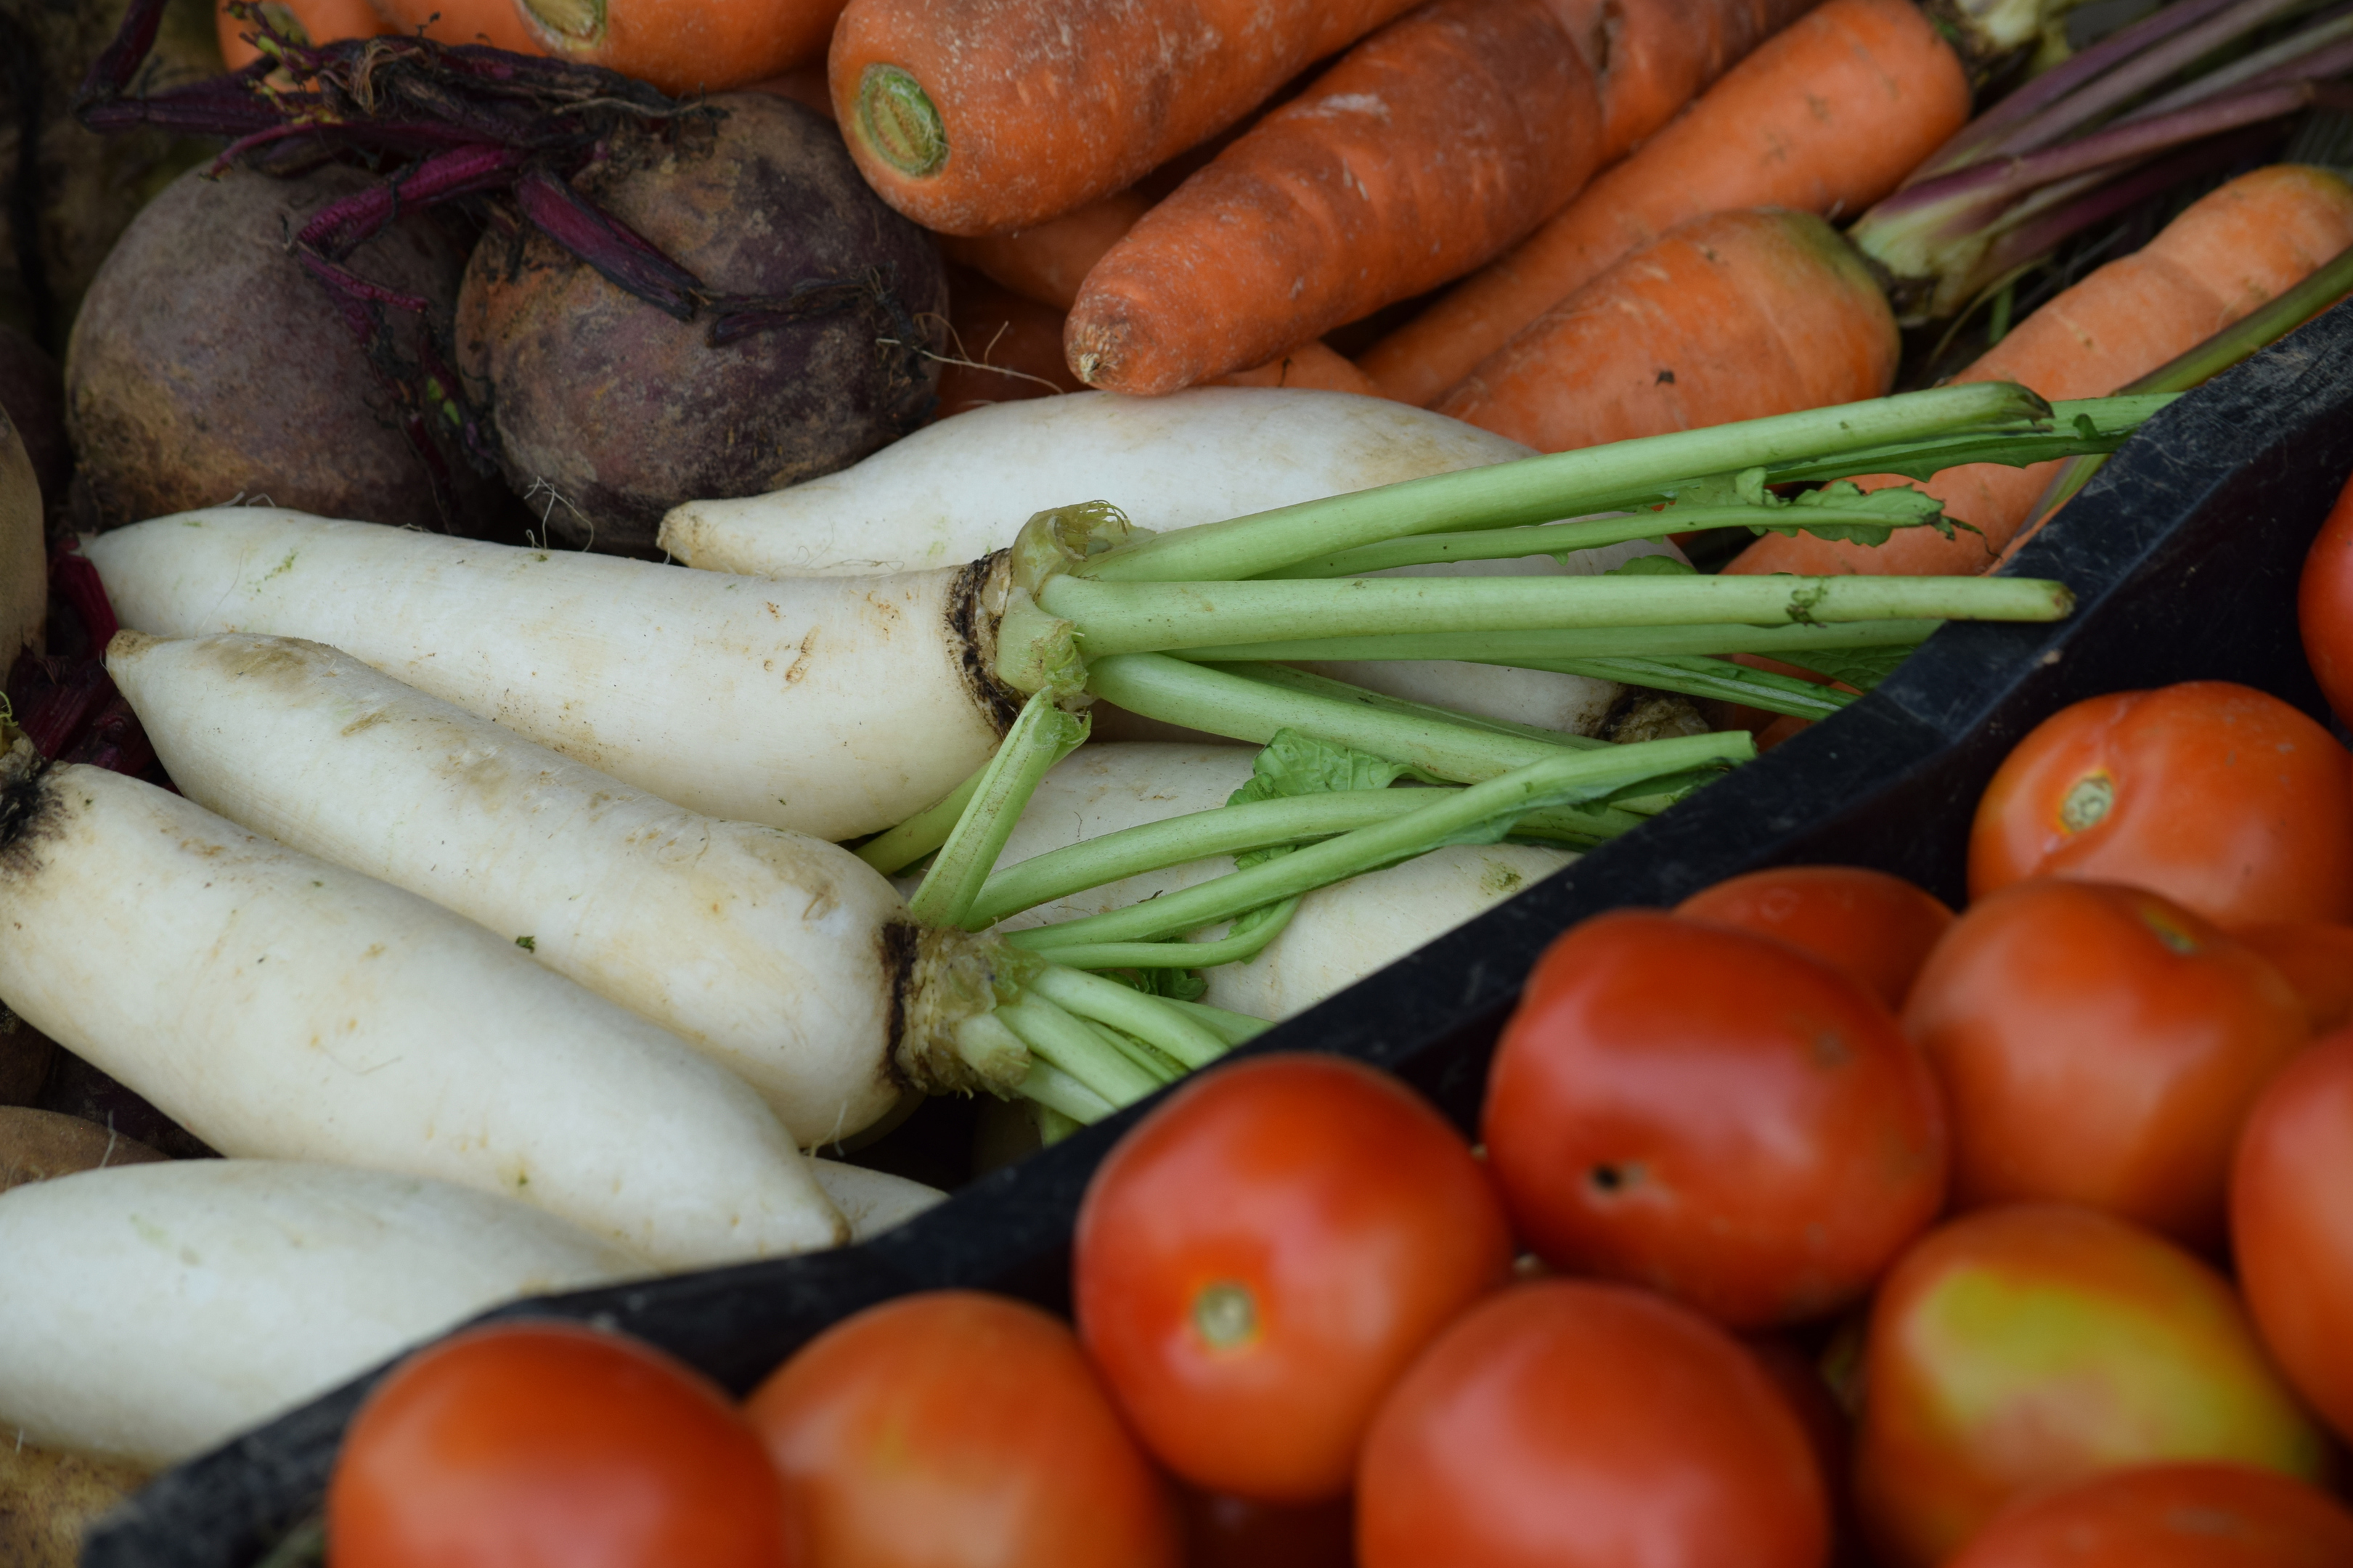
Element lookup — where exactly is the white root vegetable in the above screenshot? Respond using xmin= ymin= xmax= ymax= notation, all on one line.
xmin=657 ymin=388 xmax=1539 ymax=578
xmin=968 ymin=743 xmax=1573 ymax=1020
xmin=1 ymin=409 xmax=40 ymax=667
xmin=0 ymin=745 xmax=846 ymax=1266
xmin=83 ymin=510 xmax=1019 ymax=842
xmin=810 ymin=1158 xmax=947 ymax=1241
xmin=107 ymin=632 xmax=1013 ymax=1146
xmin=0 ymin=1159 xmax=648 ymax=1466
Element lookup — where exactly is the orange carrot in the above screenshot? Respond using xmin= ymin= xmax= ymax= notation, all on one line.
xmin=1212 ymin=341 xmax=1387 ymax=398
xmin=930 ymin=268 xmax=1085 ymax=420
xmin=1552 ymin=0 xmax=1824 ymax=161
xmin=1063 ymin=0 xmax=1606 ymax=396
xmin=746 ymin=65 xmax=836 ymax=122
xmin=1360 ymin=0 xmax=1966 ymax=407
xmin=515 ymin=0 xmax=841 ymax=96
xmin=937 ymin=190 xmax=1152 ymax=312
xmin=368 ymin=0 xmax=542 ymax=53
xmin=1435 ymin=208 xmax=1898 ymax=453
xmin=219 ymin=0 xmax=391 ymax=70
xmin=1726 ymin=164 xmax=2353 ymax=579
xmin=826 ymin=0 xmax=1426 ymax=237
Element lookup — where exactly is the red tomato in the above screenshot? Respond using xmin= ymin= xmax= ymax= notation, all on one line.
xmin=743 ymin=1291 xmax=1178 ymax=1568
xmin=1072 ymin=1054 xmax=1512 ymax=1503
xmin=1675 ymin=864 xmax=1956 ymax=1010
xmin=1854 ymin=1204 xmax=2327 ymax=1568
xmin=2233 ymin=922 xmax=2353 ymax=1034
xmin=2232 ymin=1028 xmax=2353 ymax=1446
xmin=1355 ymin=1280 xmax=1829 ymax=1568
xmin=1483 ymin=910 xmax=1948 ymax=1326
xmin=1903 ymin=879 xmax=2309 ymax=1244
xmin=1947 ymin=1463 xmax=2353 ymax=1568
xmin=327 ymin=1321 xmax=791 ymax=1568
xmin=2300 ymin=466 xmax=2353 ymax=728
xmin=1967 ymin=681 xmax=2353 ymax=928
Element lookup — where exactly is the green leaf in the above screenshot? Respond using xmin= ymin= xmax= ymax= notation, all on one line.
xmin=1604 ymin=554 xmax=1698 ymax=577
xmin=1776 ymin=641 xmax=1925 ymax=691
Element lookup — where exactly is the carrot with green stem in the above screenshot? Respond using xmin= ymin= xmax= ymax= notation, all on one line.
xmin=1360 ymin=0 xmax=1967 ymax=408
xmin=1433 ymin=208 xmax=1901 ymax=455
xmin=1728 ymin=163 xmax=2353 ymax=579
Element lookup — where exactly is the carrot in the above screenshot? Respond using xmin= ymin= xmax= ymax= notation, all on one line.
xmin=1212 ymin=341 xmax=1386 ymax=398
xmin=1433 ymin=208 xmax=1899 ymax=454
xmin=826 ymin=0 xmax=1425 ymax=237
xmin=516 ymin=0 xmax=842 ymax=97
xmin=1359 ymin=0 xmax=1967 ymax=408
xmin=1726 ymin=164 xmax=2353 ymax=578
xmin=217 ymin=0 xmax=391 ymax=70
xmin=931 ymin=268 xmax=1085 ymax=420
xmin=367 ymin=0 xmax=542 ymax=53
xmin=746 ymin=65 xmax=836 ymax=122
xmin=1554 ymin=0 xmax=1824 ymax=162
xmin=938 ymin=190 xmax=1153 ymax=312
xmin=1063 ymin=0 xmax=1606 ymax=397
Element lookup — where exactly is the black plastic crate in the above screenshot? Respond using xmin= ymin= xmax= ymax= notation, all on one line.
xmin=81 ymin=303 xmax=2353 ymax=1568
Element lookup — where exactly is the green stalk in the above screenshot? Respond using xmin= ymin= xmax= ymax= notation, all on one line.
xmin=1028 ymin=901 xmax=1301 ymax=972
xmin=1219 ymin=661 xmax=1607 ymax=751
xmin=1264 ymin=505 xmax=1937 ymax=579
xmin=995 ymin=993 xmax=1163 ymax=1107
xmin=1027 ymin=965 xmax=1233 ymax=1069
xmin=908 ymin=693 xmax=1089 ymax=928
xmin=1075 ymin=384 xmax=2049 ymax=583
xmin=1513 ymin=656 xmax=1856 ymax=719
xmin=1011 ymin=733 xmax=1750 ymax=953
xmin=1042 ymin=573 xmax=2070 ymax=658
xmin=1083 ymin=1016 xmax=1187 ymax=1086
xmin=1016 ymin=1060 xmax=1115 ymax=1124
xmin=1173 ymin=619 xmax=1943 ymax=664
xmin=855 ymin=769 xmax=982 ymax=875
xmin=1165 ymin=997 xmax=1273 ymax=1045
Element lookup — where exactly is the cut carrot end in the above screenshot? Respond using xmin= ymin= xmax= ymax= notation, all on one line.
xmin=857 ymin=64 xmax=947 ymax=178
xmin=521 ymin=0 xmax=600 ymax=42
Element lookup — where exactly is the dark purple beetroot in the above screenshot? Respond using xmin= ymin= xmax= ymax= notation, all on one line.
xmin=64 ymin=160 xmax=502 ymax=533
xmin=0 ymin=327 xmax=70 ymax=537
xmin=456 ymin=94 xmax=947 ymax=552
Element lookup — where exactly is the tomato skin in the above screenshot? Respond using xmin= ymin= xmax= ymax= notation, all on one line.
xmin=1483 ymin=910 xmax=1948 ymax=1326
xmin=1675 ymin=864 xmax=1956 ymax=1010
xmin=2232 ymin=1028 xmax=2353 ymax=1447
xmin=1946 ymin=1463 xmax=2353 ymax=1568
xmin=1355 ymin=1280 xmax=1829 ymax=1568
xmin=327 ymin=1322 xmax=791 ymax=1568
xmin=1903 ymin=879 xmax=2309 ymax=1244
xmin=2300 ymin=467 xmax=2353 ymax=729
xmin=743 ymin=1290 xmax=1177 ymax=1568
xmin=1967 ymin=681 xmax=2353 ymax=928
xmin=1072 ymin=1054 xmax=1512 ymax=1503
xmin=1854 ymin=1204 xmax=2327 ymax=1568
xmin=2233 ymin=923 xmax=2353 ymax=1034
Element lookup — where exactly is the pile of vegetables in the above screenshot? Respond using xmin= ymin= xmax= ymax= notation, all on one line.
xmin=4 ymin=0 xmax=2353 ymax=1560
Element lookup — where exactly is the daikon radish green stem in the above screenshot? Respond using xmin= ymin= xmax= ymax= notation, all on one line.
xmin=1011 ymin=733 xmax=1748 ymax=953
xmin=1040 ymin=573 xmax=2071 ymax=658
xmin=1167 ymin=998 xmax=1273 ymax=1045
xmin=1518 ymin=656 xmax=1858 ymax=719
xmin=1028 ymin=965 xmax=1233 ymax=1069
xmin=1264 ymin=504 xmax=1942 ymax=579
xmin=1023 ymin=905 xmax=1301 ymax=971
xmin=855 ymin=772 xmax=981 ymax=875
xmin=1223 ymin=660 xmax=1608 ymax=751
xmin=908 ymin=692 xmax=1090 ymax=928
xmin=996 ymin=995 xmax=1164 ymax=1106
xmin=1177 ymin=621 xmax=1944 ymax=664
xmin=1015 ymin=1058 xmax=1117 ymax=1124
xmin=1075 ymin=384 xmax=2055 ymax=583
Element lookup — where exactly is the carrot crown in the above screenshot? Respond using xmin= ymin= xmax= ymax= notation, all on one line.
xmin=855 ymin=65 xmax=948 ymax=178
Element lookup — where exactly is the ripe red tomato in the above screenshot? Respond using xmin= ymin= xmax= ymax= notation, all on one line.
xmin=1674 ymin=864 xmax=1955 ymax=1010
xmin=1072 ymin=1053 xmax=1512 ymax=1503
xmin=743 ymin=1290 xmax=1178 ymax=1568
xmin=1483 ymin=909 xmax=1947 ymax=1326
xmin=1902 ymin=879 xmax=2309 ymax=1244
xmin=1967 ymin=680 xmax=2353 ymax=928
xmin=2299 ymin=465 xmax=2353 ymax=728
xmin=1854 ymin=1204 xmax=2327 ymax=1568
xmin=327 ymin=1321 xmax=791 ymax=1568
xmin=2233 ymin=922 xmax=2353 ymax=1033
xmin=1946 ymin=1463 xmax=2353 ymax=1568
xmin=1355 ymin=1280 xmax=1829 ymax=1568
xmin=2232 ymin=1027 xmax=2353 ymax=1447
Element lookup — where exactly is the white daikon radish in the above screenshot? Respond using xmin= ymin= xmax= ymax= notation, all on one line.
xmin=0 ymin=1159 xmax=648 ymax=1465
xmin=0 ymin=744 xmax=846 ymax=1266
xmin=84 ymin=510 xmax=1017 ymax=841
xmin=107 ymin=632 xmax=1013 ymax=1147
xmin=657 ymin=388 xmax=1541 ymax=579
xmin=970 ymin=743 xmax=1573 ymax=1019
xmin=810 ymin=1158 xmax=947 ymax=1241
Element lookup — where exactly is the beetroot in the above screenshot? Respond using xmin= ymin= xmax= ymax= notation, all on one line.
xmin=455 ymin=94 xmax=947 ymax=551
xmin=65 ymin=161 xmax=502 ymax=533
